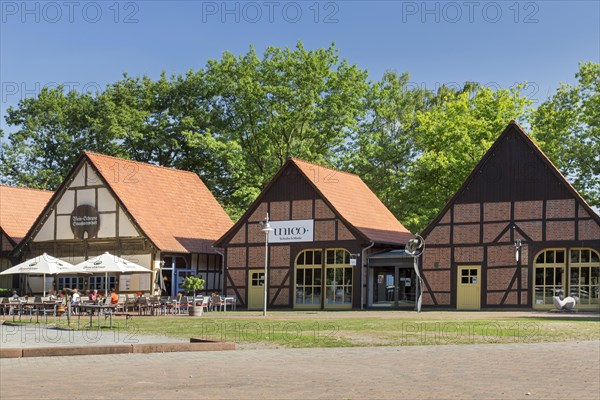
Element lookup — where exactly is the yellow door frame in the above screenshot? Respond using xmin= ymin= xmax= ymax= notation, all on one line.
xmin=247 ymin=269 xmax=265 ymax=310
xmin=457 ymin=265 xmax=481 ymax=310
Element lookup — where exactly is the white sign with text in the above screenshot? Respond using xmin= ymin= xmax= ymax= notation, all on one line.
xmin=268 ymin=219 xmax=314 ymax=243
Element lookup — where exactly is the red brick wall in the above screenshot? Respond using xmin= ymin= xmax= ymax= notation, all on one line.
xmin=483 ymin=223 xmax=507 ymax=243
xmin=487 ymin=292 xmax=504 ymax=305
xmin=270 ymin=246 xmax=290 ymax=267
xmin=314 ymin=220 xmax=335 ymax=241
xmin=453 ymin=225 xmax=480 ymax=244
xmin=249 ymin=202 xmax=268 ymax=222
xmin=579 ymin=219 xmax=600 ymax=240
xmin=228 ymin=269 xmax=247 ymax=288
xmin=514 ymin=201 xmax=543 ymax=220
xmin=487 ymin=245 xmax=516 ymax=267
xmin=546 ymin=199 xmax=575 ymax=219
xmin=546 ymin=221 xmax=575 ymax=241
xmin=229 ymin=227 xmax=246 ymax=244
xmin=521 ymin=266 xmax=528 ymax=289
xmin=454 ymin=247 xmax=484 ymax=263
xmin=247 ymin=223 xmax=264 ymax=243
xmin=425 ymin=270 xmax=451 ymax=292
xmin=435 ymin=293 xmax=451 ymax=305
xmin=427 ymin=226 xmax=450 ymax=245
xmin=248 ymin=246 xmax=266 ymax=268
xmin=521 ymin=292 xmax=528 ymax=305
xmin=454 ymin=203 xmax=480 ymax=223
xmin=484 ymin=202 xmax=511 ymax=222
xmin=422 ymin=291 xmax=434 ymax=305
xmin=422 ymin=248 xmax=451 ymax=269
xmin=227 ymin=248 xmax=246 ymax=268
xmin=487 ymin=268 xmax=515 ymax=291
xmin=439 ymin=210 xmax=451 ymax=224
xmin=270 ymin=201 xmax=290 ymax=220
xmin=271 ymin=288 xmax=289 ymax=305
xmin=269 ymin=267 xmax=289 ymax=287
xmin=516 ymin=221 xmax=542 ymax=241
xmin=315 ymin=199 xmax=335 ymax=219
xmin=337 ymin=222 xmax=355 ymax=241
xmin=292 ymin=200 xmax=313 ymax=220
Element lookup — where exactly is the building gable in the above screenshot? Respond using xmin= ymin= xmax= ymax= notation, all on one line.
xmin=29 ymin=160 xmax=141 ymax=243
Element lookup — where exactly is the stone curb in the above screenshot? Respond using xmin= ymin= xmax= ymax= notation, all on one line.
xmin=0 ymin=341 xmax=235 ymax=358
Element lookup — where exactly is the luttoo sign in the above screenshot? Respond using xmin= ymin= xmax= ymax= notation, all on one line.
xmin=268 ymin=219 xmax=314 ymax=243
xmin=70 ymin=205 xmax=100 ymax=239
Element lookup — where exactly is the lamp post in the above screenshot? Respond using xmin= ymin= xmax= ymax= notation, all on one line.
xmin=260 ymin=214 xmax=273 ymax=317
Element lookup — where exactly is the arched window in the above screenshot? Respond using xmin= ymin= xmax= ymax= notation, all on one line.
xmin=534 ymin=248 xmax=600 ymax=309
xmin=325 ymin=249 xmax=353 ymax=307
xmin=294 ymin=248 xmax=353 ymax=309
xmin=569 ymin=249 xmax=600 ymax=306
xmin=295 ymin=249 xmax=323 ymax=307
xmin=534 ymin=249 xmax=566 ymax=307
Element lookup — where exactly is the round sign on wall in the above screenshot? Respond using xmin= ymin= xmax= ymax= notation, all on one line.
xmin=70 ymin=205 xmax=100 ymax=239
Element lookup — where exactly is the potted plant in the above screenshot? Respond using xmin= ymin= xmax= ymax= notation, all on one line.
xmin=182 ymin=276 xmax=205 ymax=316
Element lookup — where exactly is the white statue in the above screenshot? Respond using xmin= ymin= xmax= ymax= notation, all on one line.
xmin=552 ymin=296 xmax=577 ymax=311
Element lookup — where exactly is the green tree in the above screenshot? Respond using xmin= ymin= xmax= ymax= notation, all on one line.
xmin=205 ymin=42 xmax=369 ymax=214
xmin=403 ymin=85 xmax=533 ymax=231
xmin=531 ymin=62 xmax=600 ymax=208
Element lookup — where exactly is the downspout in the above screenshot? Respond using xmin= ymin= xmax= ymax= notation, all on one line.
xmin=214 ymin=247 xmax=225 ymax=295
xmin=360 ymin=241 xmax=375 ymax=310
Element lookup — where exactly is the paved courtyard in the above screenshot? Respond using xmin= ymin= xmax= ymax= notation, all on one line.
xmin=1 ymin=340 xmax=599 ymax=399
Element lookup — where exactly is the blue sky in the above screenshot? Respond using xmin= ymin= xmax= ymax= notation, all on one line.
xmin=1 ymin=0 xmax=599 ymax=132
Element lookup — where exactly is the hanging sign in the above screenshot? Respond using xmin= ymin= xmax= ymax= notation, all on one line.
xmin=268 ymin=219 xmax=314 ymax=243
xmin=70 ymin=205 xmax=100 ymax=239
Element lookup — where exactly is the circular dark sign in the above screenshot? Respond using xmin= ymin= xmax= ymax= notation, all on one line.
xmin=70 ymin=205 xmax=100 ymax=239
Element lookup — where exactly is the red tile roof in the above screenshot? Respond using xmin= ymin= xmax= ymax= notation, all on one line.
xmin=85 ymin=152 xmax=233 ymax=254
xmin=291 ymin=158 xmax=413 ymax=244
xmin=0 ymin=185 xmax=53 ymax=245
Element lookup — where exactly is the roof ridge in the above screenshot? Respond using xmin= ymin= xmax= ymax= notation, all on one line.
xmin=84 ymin=151 xmax=199 ymax=177
xmin=288 ymin=157 xmax=360 ymax=179
xmin=0 ymin=184 xmax=53 ymax=194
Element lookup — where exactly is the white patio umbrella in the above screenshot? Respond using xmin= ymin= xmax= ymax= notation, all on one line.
xmin=0 ymin=253 xmax=76 ymax=296
xmin=72 ymin=252 xmax=150 ymax=292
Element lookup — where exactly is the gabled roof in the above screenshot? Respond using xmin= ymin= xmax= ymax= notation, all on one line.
xmin=422 ymin=121 xmax=600 ymax=237
xmin=217 ymin=158 xmax=413 ymax=246
xmin=84 ymin=152 xmax=233 ymax=253
xmin=0 ymin=185 xmax=53 ymax=246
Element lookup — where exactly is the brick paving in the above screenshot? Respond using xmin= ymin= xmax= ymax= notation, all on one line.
xmin=1 ymin=341 xmax=599 ymax=399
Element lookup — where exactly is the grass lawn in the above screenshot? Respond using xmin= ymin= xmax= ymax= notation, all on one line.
xmin=9 ymin=311 xmax=597 ymax=348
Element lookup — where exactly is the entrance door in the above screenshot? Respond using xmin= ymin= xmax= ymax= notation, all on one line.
xmin=175 ymin=270 xmax=196 ymax=296
xmin=247 ymin=269 xmax=265 ymax=310
xmin=457 ymin=266 xmax=481 ymax=310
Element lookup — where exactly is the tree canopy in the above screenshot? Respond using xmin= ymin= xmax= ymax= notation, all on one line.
xmin=1 ymin=43 xmax=597 ymax=232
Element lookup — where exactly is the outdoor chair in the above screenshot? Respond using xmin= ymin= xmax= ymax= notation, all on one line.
xmin=125 ymin=294 xmax=138 ymax=312
xmin=198 ymin=296 xmax=210 ymax=313
xmin=137 ymin=296 xmax=149 ymax=315
xmin=211 ymin=295 xmax=224 ymax=312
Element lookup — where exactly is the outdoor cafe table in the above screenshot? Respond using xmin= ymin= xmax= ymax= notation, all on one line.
xmin=10 ymin=302 xmax=58 ymax=323
xmin=77 ymin=304 xmax=116 ymax=329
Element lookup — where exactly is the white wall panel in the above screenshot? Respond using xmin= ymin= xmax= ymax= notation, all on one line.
xmin=34 ymin=211 xmax=55 ymax=241
xmin=97 ymin=187 xmax=116 ymax=212
xmin=76 ymin=189 xmax=95 ymax=207
xmin=118 ymin=207 xmax=139 ymax=237
xmin=71 ymin=167 xmax=85 ymax=187
xmin=56 ymin=215 xmax=74 ymax=240
xmin=97 ymin=213 xmax=116 ymax=238
xmin=56 ymin=190 xmax=75 ymax=214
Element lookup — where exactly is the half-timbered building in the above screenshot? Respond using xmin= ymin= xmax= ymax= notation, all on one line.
xmin=215 ymin=158 xmax=414 ymax=310
xmin=11 ymin=152 xmax=233 ymax=295
xmin=420 ymin=121 xmax=600 ymax=310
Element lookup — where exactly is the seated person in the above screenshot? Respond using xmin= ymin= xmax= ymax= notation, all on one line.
xmin=11 ymin=290 xmax=19 ymax=299
xmin=71 ymin=288 xmax=81 ymax=304
xmin=47 ymin=290 xmax=57 ymax=301
xmin=89 ymin=290 xmax=98 ymax=302
xmin=110 ymin=288 xmax=119 ymax=304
